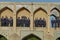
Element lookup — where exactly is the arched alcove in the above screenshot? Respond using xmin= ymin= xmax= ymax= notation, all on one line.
xmin=50 ymin=7 xmax=60 ymax=28
xmin=50 ymin=14 xmax=56 ymax=27
xmin=16 ymin=7 xmax=31 ymax=27
xmin=56 ymin=37 xmax=60 ymax=40
xmin=0 ymin=7 xmax=13 ymax=27
xmin=0 ymin=34 xmax=7 ymax=40
xmin=33 ymin=7 xmax=48 ymax=27
xmin=0 ymin=7 xmax=13 ymax=18
xmin=22 ymin=34 xmax=41 ymax=40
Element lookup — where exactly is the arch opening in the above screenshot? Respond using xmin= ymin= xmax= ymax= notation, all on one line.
xmin=16 ymin=7 xmax=30 ymax=27
xmin=50 ymin=8 xmax=60 ymax=28
xmin=0 ymin=7 xmax=13 ymax=27
xmin=50 ymin=14 xmax=56 ymax=28
xmin=22 ymin=34 xmax=41 ymax=40
xmin=0 ymin=35 xmax=7 ymax=40
xmin=34 ymin=8 xmax=47 ymax=27
xmin=56 ymin=37 xmax=60 ymax=40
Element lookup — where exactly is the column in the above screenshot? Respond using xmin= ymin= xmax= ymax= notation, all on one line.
xmin=13 ymin=3 xmax=16 ymax=33
xmin=30 ymin=4 xmax=34 ymax=30
xmin=47 ymin=3 xmax=51 ymax=33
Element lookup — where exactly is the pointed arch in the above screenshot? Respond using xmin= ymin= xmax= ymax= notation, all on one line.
xmin=56 ymin=37 xmax=60 ymax=40
xmin=50 ymin=14 xmax=57 ymax=18
xmin=0 ymin=7 xmax=13 ymax=14
xmin=22 ymin=34 xmax=41 ymax=40
xmin=33 ymin=7 xmax=47 ymax=15
xmin=16 ymin=7 xmax=31 ymax=15
xmin=0 ymin=34 xmax=7 ymax=40
xmin=50 ymin=7 xmax=60 ymax=13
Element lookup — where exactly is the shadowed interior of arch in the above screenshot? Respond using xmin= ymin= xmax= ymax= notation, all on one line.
xmin=22 ymin=34 xmax=41 ymax=40
xmin=0 ymin=35 xmax=7 ymax=40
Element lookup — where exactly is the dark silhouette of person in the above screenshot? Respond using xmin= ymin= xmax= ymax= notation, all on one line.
xmin=41 ymin=18 xmax=44 ymax=27
xmin=25 ymin=18 xmax=30 ymax=27
xmin=4 ymin=16 xmax=9 ymax=26
xmin=9 ymin=17 xmax=13 ymax=26
xmin=43 ymin=18 xmax=46 ymax=27
xmin=16 ymin=17 xmax=21 ymax=27
xmin=21 ymin=17 xmax=25 ymax=27
xmin=1 ymin=16 xmax=5 ymax=26
xmin=34 ymin=18 xmax=39 ymax=27
xmin=39 ymin=18 xmax=42 ymax=27
xmin=27 ymin=18 xmax=30 ymax=27
xmin=51 ymin=18 xmax=56 ymax=28
xmin=57 ymin=17 xmax=60 ymax=27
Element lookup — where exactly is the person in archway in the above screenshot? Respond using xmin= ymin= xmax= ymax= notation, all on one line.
xmin=39 ymin=18 xmax=42 ymax=27
xmin=28 ymin=18 xmax=30 ymax=27
xmin=42 ymin=18 xmax=46 ymax=27
xmin=9 ymin=17 xmax=13 ymax=26
xmin=25 ymin=18 xmax=30 ymax=27
xmin=57 ymin=17 xmax=60 ymax=27
xmin=51 ymin=18 xmax=56 ymax=28
xmin=1 ymin=16 xmax=5 ymax=26
xmin=4 ymin=16 xmax=9 ymax=26
xmin=23 ymin=17 xmax=27 ymax=27
xmin=34 ymin=18 xmax=39 ymax=27
xmin=21 ymin=16 xmax=25 ymax=27
xmin=41 ymin=18 xmax=44 ymax=27
xmin=16 ymin=17 xmax=21 ymax=27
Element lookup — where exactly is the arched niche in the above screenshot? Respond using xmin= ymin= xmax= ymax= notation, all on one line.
xmin=50 ymin=14 xmax=56 ymax=27
xmin=56 ymin=37 xmax=60 ymax=40
xmin=16 ymin=7 xmax=31 ymax=19
xmin=50 ymin=7 xmax=60 ymax=27
xmin=0 ymin=34 xmax=7 ymax=40
xmin=0 ymin=7 xmax=13 ymax=18
xmin=33 ymin=7 xmax=48 ymax=20
xmin=22 ymin=34 xmax=41 ymax=40
xmin=33 ymin=7 xmax=48 ymax=27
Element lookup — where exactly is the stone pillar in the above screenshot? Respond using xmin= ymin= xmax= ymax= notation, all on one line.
xmin=30 ymin=4 xmax=34 ymax=30
xmin=47 ymin=3 xmax=51 ymax=32
xmin=13 ymin=4 xmax=16 ymax=33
